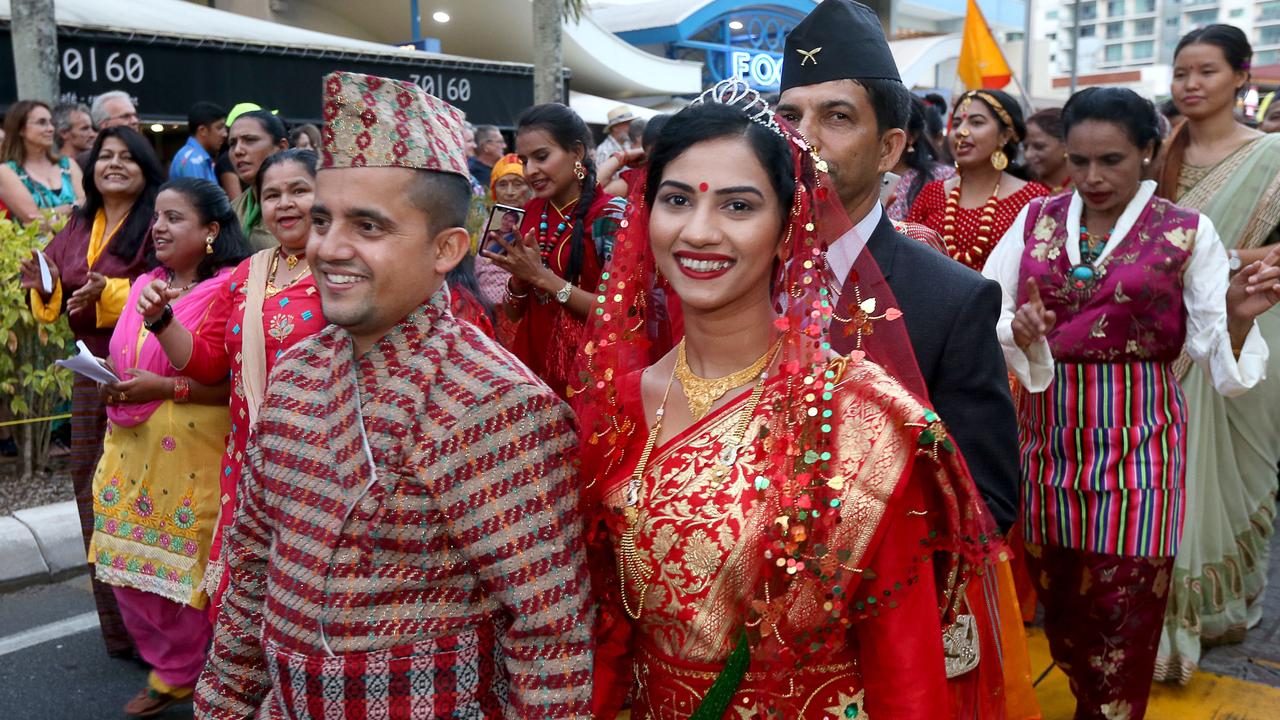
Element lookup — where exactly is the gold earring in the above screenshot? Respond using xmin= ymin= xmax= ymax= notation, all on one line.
xmin=991 ymin=150 xmax=1009 ymax=171
xmin=205 ymin=235 xmax=214 ymax=255
xmin=573 ymin=161 xmax=586 ymax=181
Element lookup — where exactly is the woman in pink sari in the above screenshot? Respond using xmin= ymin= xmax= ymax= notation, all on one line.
xmin=89 ymin=178 xmax=251 ymax=718
xmin=138 ymin=149 xmax=326 ymax=617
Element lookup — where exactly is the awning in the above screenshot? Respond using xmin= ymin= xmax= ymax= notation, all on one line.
xmin=302 ymin=0 xmax=704 ymax=99
xmin=568 ymin=91 xmax=662 ymax=125
xmin=0 ymin=0 xmax=536 ymax=126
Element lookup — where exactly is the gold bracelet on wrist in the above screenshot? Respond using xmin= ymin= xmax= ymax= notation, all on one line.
xmin=505 ymin=278 xmax=530 ymax=301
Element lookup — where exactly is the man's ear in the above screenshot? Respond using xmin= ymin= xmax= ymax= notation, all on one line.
xmin=432 ymin=226 xmax=471 ymax=277
xmin=877 ymin=128 xmax=908 ymax=175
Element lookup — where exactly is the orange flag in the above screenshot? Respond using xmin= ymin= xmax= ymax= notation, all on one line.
xmin=958 ymin=0 xmax=1013 ymax=90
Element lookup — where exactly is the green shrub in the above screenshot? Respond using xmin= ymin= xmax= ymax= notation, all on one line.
xmin=1 ymin=211 xmax=74 ymax=482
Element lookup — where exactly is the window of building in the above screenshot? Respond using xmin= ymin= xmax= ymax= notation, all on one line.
xmin=1262 ymin=24 xmax=1280 ymax=45
xmin=1081 ymin=24 xmax=1097 ymax=37
xmin=1081 ymin=2 xmax=1098 ymax=21
xmin=1107 ymin=0 xmax=1125 ymax=16
xmin=1048 ymin=32 xmax=1057 ymax=40
xmin=1132 ymin=40 xmax=1155 ymax=59
xmin=1135 ymin=0 xmax=1156 ymax=13
xmin=1107 ymin=22 xmax=1124 ymax=38
xmin=1105 ymin=44 xmax=1124 ymax=62
xmin=1257 ymin=50 xmax=1280 ymax=65
xmin=1134 ymin=18 xmax=1155 ymax=35
xmin=1166 ymin=17 xmax=1180 ymax=28
xmin=1047 ymin=10 xmax=1059 ymax=21
xmin=1262 ymin=2 xmax=1280 ymax=21
xmin=1186 ymin=9 xmax=1219 ymax=27
xmin=1229 ymin=8 xmax=1244 ymax=18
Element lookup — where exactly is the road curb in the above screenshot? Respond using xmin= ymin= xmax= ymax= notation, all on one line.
xmin=0 ymin=501 xmax=87 ymax=591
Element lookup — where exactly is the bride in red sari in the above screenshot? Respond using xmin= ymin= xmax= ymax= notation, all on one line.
xmin=576 ymin=81 xmax=1001 ymax=720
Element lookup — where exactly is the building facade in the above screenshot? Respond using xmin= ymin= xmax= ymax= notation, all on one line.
xmin=1034 ymin=0 xmax=1280 ymax=99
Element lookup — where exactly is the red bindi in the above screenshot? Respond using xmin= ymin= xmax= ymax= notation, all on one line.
xmin=698 ymin=182 xmax=709 ymax=192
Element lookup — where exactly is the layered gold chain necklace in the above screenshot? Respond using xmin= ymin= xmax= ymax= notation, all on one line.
xmin=674 ymin=338 xmax=777 ymax=421
xmin=618 ymin=337 xmax=782 ymax=620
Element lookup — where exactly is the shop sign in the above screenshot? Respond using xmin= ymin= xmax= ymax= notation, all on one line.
xmin=730 ymin=50 xmax=783 ymax=88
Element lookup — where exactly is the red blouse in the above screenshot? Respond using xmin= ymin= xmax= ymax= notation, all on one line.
xmin=181 ymin=258 xmax=326 ymax=616
xmin=906 ymin=179 xmax=1051 ymax=271
xmin=509 ymin=189 xmax=624 ymax=398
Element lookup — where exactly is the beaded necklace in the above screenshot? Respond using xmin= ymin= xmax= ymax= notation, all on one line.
xmin=536 ymin=198 xmax=578 ymax=264
xmin=1067 ymin=226 xmax=1111 ymax=292
xmin=942 ymin=175 xmax=1002 ymax=268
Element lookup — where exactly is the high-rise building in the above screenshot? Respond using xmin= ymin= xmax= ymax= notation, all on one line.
xmin=1034 ymin=0 xmax=1279 ymax=99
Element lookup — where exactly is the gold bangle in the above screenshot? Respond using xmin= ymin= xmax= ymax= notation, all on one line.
xmin=505 ymin=278 xmax=529 ymax=301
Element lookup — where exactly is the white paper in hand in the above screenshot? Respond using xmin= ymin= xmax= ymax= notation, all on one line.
xmin=36 ymin=252 xmax=53 ymax=294
xmin=55 ymin=341 xmax=121 ymax=385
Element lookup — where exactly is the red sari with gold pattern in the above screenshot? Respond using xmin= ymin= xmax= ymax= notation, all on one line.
xmin=592 ymin=358 xmax=974 ymax=719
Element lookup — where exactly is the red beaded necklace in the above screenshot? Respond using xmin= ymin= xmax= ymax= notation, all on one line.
xmin=942 ymin=175 xmax=1002 ymax=268
xmin=537 ymin=198 xmax=578 ymax=264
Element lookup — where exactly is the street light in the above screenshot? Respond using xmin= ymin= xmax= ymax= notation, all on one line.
xmin=149 ymin=123 xmax=164 ymax=133
xmin=433 ymin=11 xmax=450 ymax=23
xmin=729 ymin=20 xmax=744 ymax=30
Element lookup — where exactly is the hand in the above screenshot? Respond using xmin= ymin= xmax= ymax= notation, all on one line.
xmin=67 ymin=271 xmax=107 ymax=316
xmin=136 ymin=278 xmax=182 ymax=323
xmin=620 ymin=148 xmax=645 ymax=168
xmin=104 ymin=369 xmax=174 ymax=406
xmin=1011 ymin=278 xmax=1057 ymax=350
xmin=481 ymin=228 xmax=554 ymax=291
xmin=1227 ymin=244 xmax=1280 ymax=325
xmin=18 ymin=251 xmax=58 ymax=293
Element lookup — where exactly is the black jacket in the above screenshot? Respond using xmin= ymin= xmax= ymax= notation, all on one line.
xmin=832 ymin=213 xmax=1020 ymax=532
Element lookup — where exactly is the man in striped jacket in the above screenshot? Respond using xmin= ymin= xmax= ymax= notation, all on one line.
xmin=194 ymin=71 xmax=594 ymax=719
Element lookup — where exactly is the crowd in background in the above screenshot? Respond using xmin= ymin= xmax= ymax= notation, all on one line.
xmin=1 ymin=6 xmax=1280 ymax=718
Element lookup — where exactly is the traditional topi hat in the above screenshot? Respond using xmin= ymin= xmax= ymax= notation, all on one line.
xmin=780 ymin=0 xmax=902 ymax=92
xmin=320 ymin=70 xmax=468 ymax=178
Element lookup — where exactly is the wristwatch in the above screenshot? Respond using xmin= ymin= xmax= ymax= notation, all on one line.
xmin=144 ymin=304 xmax=174 ymax=334
xmin=555 ymin=281 xmax=574 ymax=304
xmin=1228 ymin=249 xmax=1242 ymax=272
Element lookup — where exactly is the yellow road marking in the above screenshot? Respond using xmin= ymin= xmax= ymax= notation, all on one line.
xmin=1027 ymin=627 xmax=1280 ymax=719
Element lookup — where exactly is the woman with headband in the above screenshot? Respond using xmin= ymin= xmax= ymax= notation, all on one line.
xmin=908 ymin=89 xmax=1051 ymax=271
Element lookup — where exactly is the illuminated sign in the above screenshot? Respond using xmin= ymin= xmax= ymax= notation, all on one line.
xmin=731 ymin=50 xmax=783 ymax=88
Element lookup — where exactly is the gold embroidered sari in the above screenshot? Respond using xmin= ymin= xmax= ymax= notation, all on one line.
xmin=595 ymin=358 xmax=959 ymax=719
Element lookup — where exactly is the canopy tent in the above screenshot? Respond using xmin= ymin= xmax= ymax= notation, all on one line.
xmin=568 ymin=91 xmax=662 ymax=126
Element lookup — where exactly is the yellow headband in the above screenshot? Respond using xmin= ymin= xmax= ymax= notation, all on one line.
xmin=961 ymin=91 xmax=1021 ymax=141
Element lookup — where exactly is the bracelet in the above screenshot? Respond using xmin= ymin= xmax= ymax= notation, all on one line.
xmin=173 ymin=376 xmax=191 ymax=404
xmin=144 ymin=304 xmax=174 ymax=334
xmin=505 ymin=278 xmax=530 ymax=302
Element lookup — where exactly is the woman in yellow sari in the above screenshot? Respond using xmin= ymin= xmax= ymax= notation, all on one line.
xmin=1154 ymin=24 xmax=1280 ymax=684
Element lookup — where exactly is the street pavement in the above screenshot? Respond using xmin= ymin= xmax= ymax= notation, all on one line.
xmin=0 ymin=575 xmax=192 ymax=719
xmin=2 ymin=524 xmax=1279 ymax=719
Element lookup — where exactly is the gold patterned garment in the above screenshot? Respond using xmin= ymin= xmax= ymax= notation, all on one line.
xmin=596 ymin=358 xmax=957 ymax=719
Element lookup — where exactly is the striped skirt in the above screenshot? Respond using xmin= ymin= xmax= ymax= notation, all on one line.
xmin=1020 ymin=361 xmax=1187 ymax=558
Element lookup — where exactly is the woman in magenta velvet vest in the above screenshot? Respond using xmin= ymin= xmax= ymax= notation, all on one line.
xmin=983 ymin=88 xmax=1280 ymax=719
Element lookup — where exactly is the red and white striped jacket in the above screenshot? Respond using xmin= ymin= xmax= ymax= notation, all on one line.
xmin=195 ymin=288 xmax=594 ymax=719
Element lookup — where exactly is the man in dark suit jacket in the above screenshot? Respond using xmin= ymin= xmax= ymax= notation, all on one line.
xmin=777 ymin=0 xmax=1019 ymax=531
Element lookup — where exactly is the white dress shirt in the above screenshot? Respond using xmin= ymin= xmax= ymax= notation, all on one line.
xmin=981 ymin=180 xmax=1268 ymax=395
xmin=826 ymin=202 xmax=883 ymax=286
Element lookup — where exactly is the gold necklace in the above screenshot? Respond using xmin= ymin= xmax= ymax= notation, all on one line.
xmin=618 ymin=345 xmax=777 ymax=620
xmin=266 ymin=248 xmax=312 ymax=298
xmin=675 ymin=338 xmax=778 ymax=421
xmin=281 ymin=249 xmax=303 ymax=270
